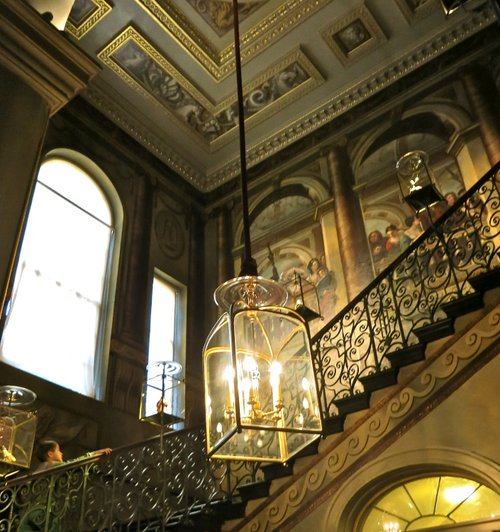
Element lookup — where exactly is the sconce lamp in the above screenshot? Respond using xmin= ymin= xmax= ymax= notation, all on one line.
xmin=202 ymin=0 xmax=322 ymax=463
xmin=396 ymin=150 xmax=443 ymax=212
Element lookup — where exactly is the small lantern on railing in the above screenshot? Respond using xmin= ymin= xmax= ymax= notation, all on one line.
xmin=396 ymin=150 xmax=443 ymax=212
xmin=0 ymin=385 xmax=37 ymax=478
xmin=203 ymin=276 xmax=322 ymax=462
xmin=283 ymin=270 xmax=321 ymax=322
xmin=140 ymin=361 xmax=184 ymax=428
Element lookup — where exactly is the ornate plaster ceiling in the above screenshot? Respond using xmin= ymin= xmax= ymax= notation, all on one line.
xmin=61 ymin=0 xmax=494 ymax=192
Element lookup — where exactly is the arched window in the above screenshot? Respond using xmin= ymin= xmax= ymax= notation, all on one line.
xmin=360 ymin=475 xmax=500 ymax=531
xmin=0 ymin=152 xmax=122 ymax=399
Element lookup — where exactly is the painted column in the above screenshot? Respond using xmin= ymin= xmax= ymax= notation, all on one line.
xmin=461 ymin=63 xmax=500 ymax=168
xmin=327 ymin=144 xmax=373 ymax=300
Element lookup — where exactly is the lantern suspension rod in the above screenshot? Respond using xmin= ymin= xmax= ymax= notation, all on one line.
xmin=233 ymin=0 xmax=258 ymax=277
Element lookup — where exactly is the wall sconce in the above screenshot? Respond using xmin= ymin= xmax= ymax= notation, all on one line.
xmin=202 ymin=0 xmax=322 ymax=463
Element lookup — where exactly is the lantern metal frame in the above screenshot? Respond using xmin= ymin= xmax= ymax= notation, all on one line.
xmin=396 ymin=150 xmax=444 ymax=213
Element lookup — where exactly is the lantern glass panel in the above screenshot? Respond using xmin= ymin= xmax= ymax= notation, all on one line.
xmin=204 ymin=306 xmax=322 ymax=462
xmin=0 ymin=405 xmax=37 ymax=472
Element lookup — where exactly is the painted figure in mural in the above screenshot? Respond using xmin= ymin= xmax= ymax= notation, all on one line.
xmin=385 ymin=224 xmax=411 ymax=258
xmin=404 ymin=215 xmax=424 ymax=242
xmin=307 ymin=257 xmax=336 ymax=320
xmin=368 ymin=230 xmax=388 ymax=267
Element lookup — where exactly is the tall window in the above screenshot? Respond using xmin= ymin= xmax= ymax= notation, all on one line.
xmin=0 ymin=153 xmax=120 ymax=398
xmin=144 ymin=272 xmax=186 ymax=423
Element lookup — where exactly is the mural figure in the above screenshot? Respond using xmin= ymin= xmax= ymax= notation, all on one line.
xmin=385 ymin=224 xmax=411 ymax=259
xmin=368 ymin=230 xmax=388 ymax=272
xmin=306 ymin=257 xmax=336 ymax=323
xmin=404 ymin=215 xmax=424 ymax=242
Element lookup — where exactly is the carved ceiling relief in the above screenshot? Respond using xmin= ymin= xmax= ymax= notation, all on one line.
xmin=98 ymin=28 xmax=322 ymax=146
xmin=186 ymin=0 xmax=268 ymax=37
xmin=138 ymin=0 xmax=328 ymax=79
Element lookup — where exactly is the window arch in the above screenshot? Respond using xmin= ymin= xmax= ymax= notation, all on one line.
xmin=360 ymin=474 xmax=500 ymax=531
xmin=0 ymin=150 xmax=122 ymax=399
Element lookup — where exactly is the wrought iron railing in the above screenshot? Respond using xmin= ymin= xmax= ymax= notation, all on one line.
xmin=312 ymin=161 xmax=500 ymax=422
xmin=1 ymin=163 xmax=498 ymax=530
xmin=0 ymin=428 xmax=239 ymax=531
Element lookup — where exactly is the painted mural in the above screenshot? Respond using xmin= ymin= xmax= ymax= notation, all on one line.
xmin=364 ymin=163 xmax=466 ymax=275
xmin=250 ymin=195 xmax=340 ymax=337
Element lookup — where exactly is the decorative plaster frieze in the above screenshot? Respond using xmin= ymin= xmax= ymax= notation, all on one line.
xmin=238 ymin=304 xmax=500 ymax=530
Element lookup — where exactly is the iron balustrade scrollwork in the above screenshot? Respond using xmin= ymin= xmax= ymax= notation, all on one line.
xmin=0 ymin=427 xmax=255 ymax=531
xmin=311 ymin=162 xmax=500 ymax=420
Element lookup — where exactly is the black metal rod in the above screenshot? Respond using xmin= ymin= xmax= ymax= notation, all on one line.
xmin=233 ymin=0 xmax=257 ymax=277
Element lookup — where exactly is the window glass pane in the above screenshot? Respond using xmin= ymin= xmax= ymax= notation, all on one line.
xmin=38 ymin=158 xmax=112 ymax=224
xmin=144 ymin=275 xmax=185 ymax=422
xmin=0 ymin=158 xmax=112 ymax=397
xmin=361 ymin=476 xmax=500 ymax=531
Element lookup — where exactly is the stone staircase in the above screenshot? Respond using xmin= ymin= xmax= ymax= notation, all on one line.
xmin=221 ymin=279 xmax=500 ymax=531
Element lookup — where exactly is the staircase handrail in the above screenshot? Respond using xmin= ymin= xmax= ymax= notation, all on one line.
xmin=311 ymin=161 xmax=500 ymax=424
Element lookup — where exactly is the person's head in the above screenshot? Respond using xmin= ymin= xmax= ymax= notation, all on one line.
xmin=36 ymin=440 xmax=63 ymax=463
xmin=385 ymin=224 xmax=398 ymax=236
xmin=307 ymin=258 xmax=320 ymax=274
xmin=445 ymin=191 xmax=458 ymax=206
xmin=368 ymin=230 xmax=383 ymax=244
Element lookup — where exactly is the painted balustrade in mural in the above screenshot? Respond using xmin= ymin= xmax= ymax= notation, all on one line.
xmin=312 ymin=161 xmax=500 ymax=419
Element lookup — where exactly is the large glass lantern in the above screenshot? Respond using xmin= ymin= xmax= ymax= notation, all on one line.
xmin=396 ymin=150 xmax=443 ymax=212
xmin=203 ymin=276 xmax=322 ymax=462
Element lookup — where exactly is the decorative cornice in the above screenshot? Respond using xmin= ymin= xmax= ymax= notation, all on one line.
xmin=0 ymin=0 xmax=100 ymax=115
xmin=236 ymin=304 xmax=500 ymax=530
xmin=97 ymin=28 xmax=323 ymax=148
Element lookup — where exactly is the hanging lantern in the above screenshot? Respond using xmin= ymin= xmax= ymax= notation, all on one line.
xmin=283 ymin=270 xmax=321 ymax=322
xmin=140 ymin=361 xmax=184 ymax=428
xmin=396 ymin=150 xmax=443 ymax=212
xmin=202 ymin=1 xmax=322 ymax=462
xmin=203 ymin=276 xmax=322 ymax=462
